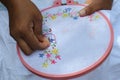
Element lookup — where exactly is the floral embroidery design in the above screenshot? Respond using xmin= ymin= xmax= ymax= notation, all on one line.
xmin=40 ymin=7 xmax=101 ymax=68
xmin=43 ymin=7 xmax=100 ymax=22
xmin=39 ymin=27 xmax=61 ymax=68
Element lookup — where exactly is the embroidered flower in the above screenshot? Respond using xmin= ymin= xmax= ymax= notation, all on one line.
xmin=52 ymin=48 xmax=59 ymax=55
xmin=42 ymin=62 xmax=49 ymax=68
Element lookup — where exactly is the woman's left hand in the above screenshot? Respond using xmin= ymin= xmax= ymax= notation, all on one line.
xmin=79 ymin=0 xmax=113 ymax=17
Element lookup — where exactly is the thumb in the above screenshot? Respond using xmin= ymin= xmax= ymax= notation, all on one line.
xmin=33 ymin=17 xmax=50 ymax=49
xmin=79 ymin=3 xmax=101 ymax=17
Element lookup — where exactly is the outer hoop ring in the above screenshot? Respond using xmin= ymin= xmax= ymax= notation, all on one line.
xmin=17 ymin=4 xmax=114 ymax=79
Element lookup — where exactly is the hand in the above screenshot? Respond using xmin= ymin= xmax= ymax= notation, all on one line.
xmin=1 ymin=0 xmax=50 ymax=55
xmin=79 ymin=0 xmax=113 ymax=16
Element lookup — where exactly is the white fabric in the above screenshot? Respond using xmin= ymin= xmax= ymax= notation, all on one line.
xmin=0 ymin=0 xmax=120 ymax=80
xmin=19 ymin=5 xmax=112 ymax=76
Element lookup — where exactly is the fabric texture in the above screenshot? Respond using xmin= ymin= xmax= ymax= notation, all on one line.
xmin=0 ymin=0 xmax=120 ymax=80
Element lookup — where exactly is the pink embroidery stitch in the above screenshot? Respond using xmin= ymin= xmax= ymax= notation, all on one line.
xmin=41 ymin=7 xmax=101 ymax=68
xmin=39 ymin=28 xmax=61 ymax=68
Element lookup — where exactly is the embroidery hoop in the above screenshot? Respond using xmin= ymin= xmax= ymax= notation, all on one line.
xmin=17 ymin=0 xmax=114 ymax=79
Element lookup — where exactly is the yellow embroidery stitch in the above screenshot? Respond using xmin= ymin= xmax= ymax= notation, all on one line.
xmin=62 ymin=13 xmax=69 ymax=18
xmin=52 ymin=48 xmax=58 ymax=55
xmin=94 ymin=15 xmax=100 ymax=20
xmin=42 ymin=62 xmax=48 ymax=68
xmin=51 ymin=15 xmax=57 ymax=20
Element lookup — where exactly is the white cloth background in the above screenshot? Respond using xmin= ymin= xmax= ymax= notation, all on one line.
xmin=0 ymin=0 xmax=120 ymax=80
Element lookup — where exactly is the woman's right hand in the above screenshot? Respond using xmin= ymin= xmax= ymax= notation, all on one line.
xmin=1 ymin=0 xmax=50 ymax=55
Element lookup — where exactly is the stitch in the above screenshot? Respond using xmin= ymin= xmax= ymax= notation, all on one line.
xmin=39 ymin=53 xmax=44 ymax=58
xmin=39 ymin=27 xmax=61 ymax=68
xmin=56 ymin=12 xmax=62 ymax=16
xmin=51 ymin=60 xmax=57 ymax=64
xmin=51 ymin=14 xmax=57 ymax=20
xmin=42 ymin=62 xmax=49 ymax=68
xmin=48 ymin=38 xmax=55 ymax=43
xmin=55 ymin=55 xmax=61 ymax=60
xmin=63 ymin=8 xmax=72 ymax=13
xmin=94 ymin=15 xmax=100 ymax=20
xmin=62 ymin=13 xmax=69 ymax=18
xmin=52 ymin=48 xmax=58 ymax=55
xmin=46 ymin=53 xmax=51 ymax=58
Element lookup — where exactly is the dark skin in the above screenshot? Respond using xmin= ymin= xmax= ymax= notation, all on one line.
xmin=0 ymin=0 xmax=50 ymax=55
xmin=0 ymin=0 xmax=113 ymax=55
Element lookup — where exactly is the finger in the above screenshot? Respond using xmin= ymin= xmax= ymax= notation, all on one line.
xmin=33 ymin=15 xmax=50 ymax=49
xmin=79 ymin=2 xmax=101 ymax=17
xmin=33 ymin=12 xmax=43 ymax=35
xmin=22 ymin=28 xmax=44 ymax=50
xmin=85 ymin=0 xmax=92 ymax=4
xmin=37 ymin=35 xmax=50 ymax=49
xmin=17 ymin=39 xmax=33 ymax=55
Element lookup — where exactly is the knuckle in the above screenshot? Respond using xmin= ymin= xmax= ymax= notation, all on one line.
xmin=32 ymin=45 xmax=39 ymax=50
xmin=86 ymin=6 xmax=94 ymax=15
xmin=17 ymin=25 xmax=26 ymax=34
xmin=31 ymin=43 xmax=41 ymax=50
xmin=12 ymin=24 xmax=26 ymax=34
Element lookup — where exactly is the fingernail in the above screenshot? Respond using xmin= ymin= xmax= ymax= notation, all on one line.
xmin=79 ymin=9 xmax=86 ymax=17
